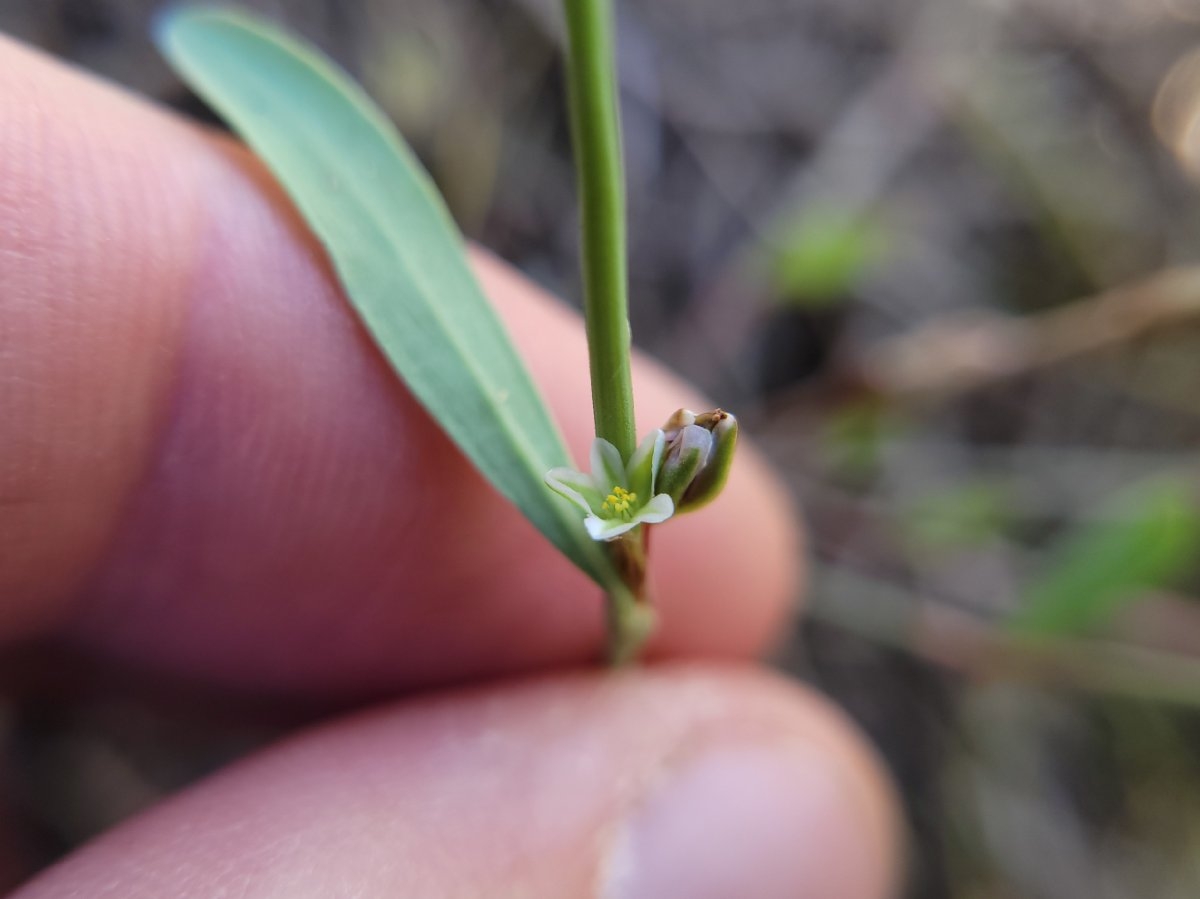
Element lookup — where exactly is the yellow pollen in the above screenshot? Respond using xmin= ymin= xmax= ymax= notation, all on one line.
xmin=601 ymin=486 xmax=638 ymax=518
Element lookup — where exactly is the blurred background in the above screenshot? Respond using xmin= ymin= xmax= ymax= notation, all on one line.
xmin=4 ymin=0 xmax=1200 ymax=895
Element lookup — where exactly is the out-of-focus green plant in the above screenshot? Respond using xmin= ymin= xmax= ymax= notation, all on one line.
xmin=816 ymin=404 xmax=897 ymax=482
xmin=905 ymin=481 xmax=1013 ymax=553
xmin=769 ymin=207 xmax=888 ymax=306
xmin=1009 ymin=477 xmax=1200 ymax=637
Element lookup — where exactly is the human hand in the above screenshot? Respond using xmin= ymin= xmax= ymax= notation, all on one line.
xmin=1 ymin=35 xmax=898 ymax=898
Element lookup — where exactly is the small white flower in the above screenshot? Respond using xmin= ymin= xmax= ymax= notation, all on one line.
xmin=545 ymin=431 xmax=675 ymax=541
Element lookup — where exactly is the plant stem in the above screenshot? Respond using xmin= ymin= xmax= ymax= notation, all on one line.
xmin=606 ymin=531 xmax=654 ymax=665
xmin=562 ymin=0 xmax=652 ymax=664
xmin=561 ymin=0 xmax=636 ymax=461
xmin=606 ymin=581 xmax=656 ymax=666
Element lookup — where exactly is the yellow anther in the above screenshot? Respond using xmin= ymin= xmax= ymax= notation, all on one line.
xmin=601 ymin=486 xmax=638 ymax=519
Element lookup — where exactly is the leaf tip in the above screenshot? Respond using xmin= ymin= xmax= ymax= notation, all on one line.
xmin=151 ymin=3 xmax=253 ymax=59
xmin=151 ymin=2 xmax=201 ymax=50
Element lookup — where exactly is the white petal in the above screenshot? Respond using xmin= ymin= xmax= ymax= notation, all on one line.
xmin=628 ymin=429 xmax=665 ymax=497
xmin=633 ymin=493 xmax=675 ymax=525
xmin=545 ymin=467 xmax=600 ymax=514
xmin=584 ymin=514 xmax=639 ymax=541
xmin=590 ymin=437 xmax=627 ymax=490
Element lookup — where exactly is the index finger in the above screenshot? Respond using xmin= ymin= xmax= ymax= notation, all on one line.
xmin=0 ymin=36 xmax=802 ymax=696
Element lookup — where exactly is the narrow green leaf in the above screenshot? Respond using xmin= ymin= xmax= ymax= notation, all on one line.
xmin=1009 ymin=477 xmax=1200 ymax=637
xmin=156 ymin=7 xmax=617 ymax=589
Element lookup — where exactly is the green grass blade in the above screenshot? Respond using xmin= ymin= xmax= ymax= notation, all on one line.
xmin=1009 ymin=477 xmax=1200 ymax=637
xmin=156 ymin=6 xmax=616 ymax=589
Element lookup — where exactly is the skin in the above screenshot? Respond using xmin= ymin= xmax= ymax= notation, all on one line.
xmin=0 ymin=35 xmax=900 ymax=897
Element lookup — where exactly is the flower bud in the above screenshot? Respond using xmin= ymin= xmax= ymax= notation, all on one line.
xmin=657 ymin=422 xmax=713 ymax=504
xmin=656 ymin=408 xmax=739 ymax=514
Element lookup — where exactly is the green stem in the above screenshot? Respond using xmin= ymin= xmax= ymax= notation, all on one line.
xmin=606 ymin=581 xmax=655 ymax=665
xmin=562 ymin=0 xmax=636 ymax=461
xmin=606 ymin=531 xmax=655 ymax=665
xmin=562 ymin=0 xmax=651 ymax=665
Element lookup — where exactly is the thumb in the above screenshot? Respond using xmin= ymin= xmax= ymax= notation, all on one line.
xmin=12 ymin=665 xmax=899 ymax=899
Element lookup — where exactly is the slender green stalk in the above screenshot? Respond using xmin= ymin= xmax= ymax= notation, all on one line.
xmin=606 ymin=582 xmax=655 ymax=666
xmin=606 ymin=533 xmax=655 ymax=665
xmin=562 ymin=0 xmax=650 ymax=664
xmin=562 ymin=0 xmax=636 ymax=461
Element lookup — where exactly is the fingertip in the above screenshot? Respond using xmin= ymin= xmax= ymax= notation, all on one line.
xmin=12 ymin=665 xmax=899 ymax=899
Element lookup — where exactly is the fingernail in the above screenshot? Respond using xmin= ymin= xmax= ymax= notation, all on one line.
xmin=603 ymin=742 xmax=878 ymax=899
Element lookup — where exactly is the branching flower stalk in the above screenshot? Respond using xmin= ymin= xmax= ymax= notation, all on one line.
xmin=556 ymin=0 xmax=739 ymax=665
